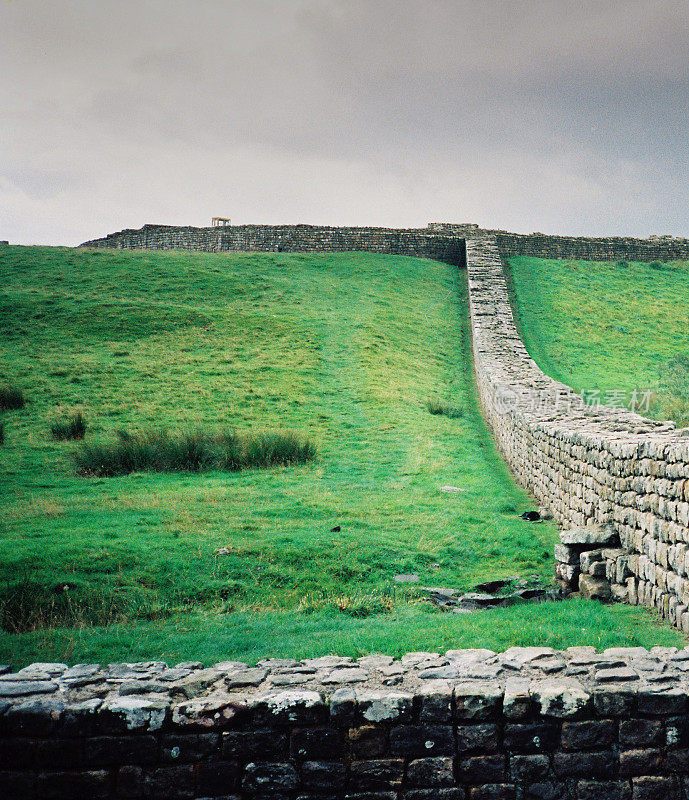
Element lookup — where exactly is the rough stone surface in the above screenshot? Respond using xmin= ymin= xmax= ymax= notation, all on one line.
xmin=3 ymin=648 xmax=689 ymax=797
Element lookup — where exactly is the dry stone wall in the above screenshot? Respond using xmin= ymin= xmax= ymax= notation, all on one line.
xmin=81 ymin=224 xmax=467 ymax=267
xmin=5 ymin=646 xmax=689 ymax=799
xmin=496 ymin=232 xmax=689 ymax=262
xmin=466 ymin=236 xmax=689 ymax=631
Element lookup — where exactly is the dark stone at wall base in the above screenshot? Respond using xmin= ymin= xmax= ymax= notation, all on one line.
xmin=349 ymin=759 xmax=404 ymax=791
xmin=35 ymin=769 xmax=110 ymax=800
xmin=348 ymin=725 xmax=388 ymax=758
xmin=469 ymin=784 xmax=516 ymax=800
xmin=390 ymin=724 xmax=454 ymax=757
xmin=242 ymin=761 xmax=299 ymax=794
xmin=577 ymin=780 xmax=631 ymax=800
xmin=406 ymin=757 xmax=455 ymax=787
xmin=631 ymin=775 xmax=680 ymax=800
xmin=299 ymin=760 xmax=347 ymax=791
xmin=525 ymin=782 xmax=567 ymax=800
xmin=459 ymin=755 xmax=507 ymax=784
xmin=552 ymin=751 xmax=616 ymax=779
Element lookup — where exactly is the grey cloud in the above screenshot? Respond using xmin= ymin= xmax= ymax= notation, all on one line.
xmin=1 ymin=0 xmax=688 ymax=244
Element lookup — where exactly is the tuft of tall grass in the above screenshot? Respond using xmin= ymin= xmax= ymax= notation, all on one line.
xmin=0 ymin=385 xmax=25 ymax=411
xmin=50 ymin=411 xmax=87 ymax=441
xmin=74 ymin=427 xmax=316 ymax=476
xmin=426 ymin=398 xmax=464 ymax=419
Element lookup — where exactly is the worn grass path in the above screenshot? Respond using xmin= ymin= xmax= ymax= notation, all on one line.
xmin=0 ymin=247 xmax=680 ymax=667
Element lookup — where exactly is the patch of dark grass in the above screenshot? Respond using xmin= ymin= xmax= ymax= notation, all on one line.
xmin=74 ymin=428 xmax=316 ymax=476
xmin=0 ymin=385 xmax=25 ymax=411
xmin=658 ymin=354 xmax=689 ymax=427
xmin=0 ymin=578 xmax=158 ymax=632
xmin=426 ymin=398 xmax=464 ymax=419
xmin=647 ymin=260 xmax=677 ymax=272
xmin=51 ymin=411 xmax=87 ymax=441
xmin=616 ymin=260 xmax=629 ymax=269
xmin=0 ymin=422 xmax=4 ymax=446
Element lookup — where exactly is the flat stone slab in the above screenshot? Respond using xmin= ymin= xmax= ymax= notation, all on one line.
xmin=2 ymin=647 xmax=689 ymax=720
xmin=560 ymin=526 xmax=618 ymax=545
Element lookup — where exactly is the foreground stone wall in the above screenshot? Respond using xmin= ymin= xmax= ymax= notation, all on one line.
xmin=81 ymin=224 xmax=467 ymax=267
xmin=5 ymin=646 xmax=689 ymax=799
xmin=466 ymin=237 xmax=689 ymax=631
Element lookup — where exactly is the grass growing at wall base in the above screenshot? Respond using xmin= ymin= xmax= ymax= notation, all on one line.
xmin=1 ymin=600 xmax=680 ymax=670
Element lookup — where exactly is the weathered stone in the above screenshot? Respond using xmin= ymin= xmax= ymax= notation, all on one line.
xmin=242 ymin=761 xmax=298 ymax=793
xmin=560 ymin=527 xmax=617 ymax=546
xmin=454 ymin=683 xmax=503 ymax=720
xmin=172 ymin=693 xmax=245 ymax=728
xmin=356 ymin=691 xmax=414 ymax=723
xmin=104 ymin=696 xmax=169 ymax=731
xmin=579 ymin=574 xmax=612 ymax=601
xmin=407 ymin=757 xmax=455 ymax=787
xmin=530 ymin=679 xmax=590 ymax=718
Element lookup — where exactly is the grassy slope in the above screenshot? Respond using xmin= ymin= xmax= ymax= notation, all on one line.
xmin=0 ymin=246 xmax=680 ymax=667
xmin=507 ymin=256 xmax=689 ymax=423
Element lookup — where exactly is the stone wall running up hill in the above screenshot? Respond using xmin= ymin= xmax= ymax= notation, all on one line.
xmin=4 ymin=646 xmax=689 ymax=799
xmin=466 ymin=236 xmax=689 ymax=632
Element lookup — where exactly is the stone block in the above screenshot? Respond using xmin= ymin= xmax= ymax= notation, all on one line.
xmin=242 ymin=762 xmax=299 ymax=794
xmin=454 ymin=683 xmax=503 ymax=721
xmin=561 ymin=720 xmax=616 ymax=750
xmin=469 ymin=784 xmax=516 ymax=800
xmin=631 ymin=776 xmax=680 ymax=800
xmin=619 ymin=748 xmax=663 ymax=776
xmin=349 ymin=759 xmax=404 ymax=791
xmin=503 ymin=723 xmax=559 ymax=753
xmin=196 ymin=761 xmax=240 ymax=796
xmin=619 ymin=719 xmax=663 ymax=748
xmin=456 ymin=724 xmax=500 ymax=753
xmin=508 ymin=754 xmax=549 ymax=783
xmin=577 ymin=780 xmax=631 ymax=800
xmin=552 ymin=751 xmax=616 ymax=778
xmin=560 ymin=527 xmax=618 ymax=546
xmin=290 ymin=728 xmax=344 ymax=760
xmin=222 ymin=728 xmax=288 ymax=761
xmin=35 ymin=770 xmax=110 ymax=800
xmin=406 ymin=757 xmax=455 ymax=787
xmin=299 ymin=761 xmax=347 ymax=792
xmin=579 ymin=574 xmax=612 ymax=601
xmin=458 ymin=755 xmax=506 ymax=784
xmin=389 ymin=725 xmax=454 ymax=757
xmin=554 ymin=544 xmax=579 ymax=564
xmin=85 ymin=735 xmax=158 ymax=766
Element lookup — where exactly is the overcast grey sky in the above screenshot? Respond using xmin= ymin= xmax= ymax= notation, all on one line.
xmin=2 ymin=0 xmax=688 ymax=245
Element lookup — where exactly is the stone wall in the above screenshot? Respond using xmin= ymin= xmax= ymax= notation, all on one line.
xmin=81 ymin=224 xmax=467 ymax=267
xmin=5 ymin=646 xmax=689 ymax=799
xmin=496 ymin=232 xmax=689 ymax=262
xmin=466 ymin=237 xmax=689 ymax=631
xmin=81 ymin=223 xmax=689 ymax=267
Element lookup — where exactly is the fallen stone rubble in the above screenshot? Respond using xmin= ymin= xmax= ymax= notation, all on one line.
xmin=422 ymin=578 xmax=565 ymax=612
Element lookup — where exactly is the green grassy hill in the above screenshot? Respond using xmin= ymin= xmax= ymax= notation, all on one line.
xmin=0 ymin=246 xmax=680 ymax=667
xmin=507 ymin=256 xmax=689 ymax=426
